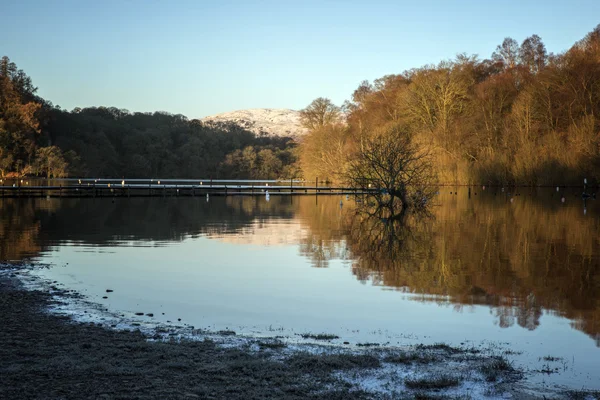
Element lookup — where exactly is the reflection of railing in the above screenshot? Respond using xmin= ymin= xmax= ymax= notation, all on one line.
xmin=0 ymin=184 xmax=377 ymax=198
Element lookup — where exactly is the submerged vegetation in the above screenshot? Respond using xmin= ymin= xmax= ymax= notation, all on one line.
xmin=345 ymin=126 xmax=437 ymax=216
xmin=479 ymin=357 xmax=516 ymax=382
xmin=404 ymin=375 xmax=461 ymax=390
xmin=299 ymin=333 xmax=340 ymax=340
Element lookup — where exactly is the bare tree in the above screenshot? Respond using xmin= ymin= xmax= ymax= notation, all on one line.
xmin=492 ymin=37 xmax=520 ymax=69
xmin=299 ymin=97 xmax=341 ymax=130
xmin=519 ymin=35 xmax=547 ymax=73
xmin=403 ymin=64 xmax=470 ymax=147
xmin=345 ymin=126 xmax=437 ymax=218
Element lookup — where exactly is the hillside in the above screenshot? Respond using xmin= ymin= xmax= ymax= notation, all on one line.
xmin=201 ymin=108 xmax=307 ymax=139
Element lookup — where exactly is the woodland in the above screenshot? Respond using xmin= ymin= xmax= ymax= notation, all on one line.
xmin=1 ymin=25 xmax=599 ymax=185
xmin=0 ymin=56 xmax=297 ymax=180
xmin=300 ymin=26 xmax=600 ymax=185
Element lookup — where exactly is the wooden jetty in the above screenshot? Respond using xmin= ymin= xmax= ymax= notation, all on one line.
xmin=0 ymin=183 xmax=375 ymax=198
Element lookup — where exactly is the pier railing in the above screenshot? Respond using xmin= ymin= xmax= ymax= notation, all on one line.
xmin=0 ymin=184 xmax=375 ymax=198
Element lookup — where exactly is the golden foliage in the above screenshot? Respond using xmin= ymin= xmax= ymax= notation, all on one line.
xmin=300 ymin=25 xmax=600 ymax=186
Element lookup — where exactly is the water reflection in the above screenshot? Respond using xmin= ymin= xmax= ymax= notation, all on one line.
xmin=0 ymin=196 xmax=294 ymax=259
xmin=297 ymin=192 xmax=600 ymax=346
xmin=1 ymin=191 xmax=599 ymax=346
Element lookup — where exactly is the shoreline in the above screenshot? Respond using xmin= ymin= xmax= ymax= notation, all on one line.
xmin=0 ymin=264 xmax=593 ymax=399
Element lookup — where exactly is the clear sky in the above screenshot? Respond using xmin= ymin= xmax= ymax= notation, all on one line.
xmin=2 ymin=0 xmax=599 ymax=118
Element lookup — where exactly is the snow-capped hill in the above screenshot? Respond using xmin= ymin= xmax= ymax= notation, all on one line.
xmin=201 ymin=108 xmax=307 ymax=139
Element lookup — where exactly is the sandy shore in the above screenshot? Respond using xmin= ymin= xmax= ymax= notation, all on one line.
xmin=0 ymin=265 xmax=591 ymax=400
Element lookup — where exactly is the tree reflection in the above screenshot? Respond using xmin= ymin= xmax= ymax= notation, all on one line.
xmin=346 ymin=204 xmax=434 ymax=283
xmin=296 ymin=191 xmax=600 ymax=345
xmin=1 ymin=192 xmax=599 ymax=346
xmin=296 ymin=196 xmax=350 ymax=268
xmin=0 ymin=196 xmax=295 ymax=260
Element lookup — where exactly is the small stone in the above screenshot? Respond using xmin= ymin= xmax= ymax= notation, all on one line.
xmin=177 ymin=318 xmax=181 ymax=322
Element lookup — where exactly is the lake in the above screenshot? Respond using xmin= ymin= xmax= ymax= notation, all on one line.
xmin=1 ymin=188 xmax=599 ymax=391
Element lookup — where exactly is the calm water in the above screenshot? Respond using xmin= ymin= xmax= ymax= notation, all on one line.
xmin=1 ymin=189 xmax=599 ymax=390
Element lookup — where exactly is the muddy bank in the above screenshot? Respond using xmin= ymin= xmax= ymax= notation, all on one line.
xmin=0 ymin=267 xmax=591 ymax=400
xmin=0 ymin=273 xmax=366 ymax=400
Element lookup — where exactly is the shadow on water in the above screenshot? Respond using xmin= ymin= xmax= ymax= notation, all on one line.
xmin=1 ymin=189 xmax=600 ymax=346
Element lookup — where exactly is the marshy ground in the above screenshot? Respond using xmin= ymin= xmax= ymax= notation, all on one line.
xmin=1 ymin=265 xmax=597 ymax=400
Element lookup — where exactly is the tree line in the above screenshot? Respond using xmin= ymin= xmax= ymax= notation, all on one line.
xmin=299 ymin=25 xmax=600 ymax=186
xmin=2 ymin=24 xmax=600 ymax=184
xmin=0 ymin=56 xmax=299 ymax=179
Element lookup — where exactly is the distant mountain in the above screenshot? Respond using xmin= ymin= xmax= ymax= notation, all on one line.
xmin=201 ymin=108 xmax=307 ymax=139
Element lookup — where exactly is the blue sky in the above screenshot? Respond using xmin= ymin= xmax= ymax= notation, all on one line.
xmin=2 ymin=0 xmax=599 ymax=118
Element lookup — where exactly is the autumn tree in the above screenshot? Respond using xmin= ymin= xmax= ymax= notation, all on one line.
xmin=474 ymin=72 xmax=518 ymax=151
xmin=403 ymin=63 xmax=471 ymax=148
xmin=299 ymin=123 xmax=351 ymax=182
xmin=34 ymin=146 xmax=68 ymax=178
xmin=0 ymin=56 xmax=42 ymax=176
xmin=299 ymin=97 xmax=341 ymax=130
xmin=346 ymin=75 xmax=410 ymax=138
